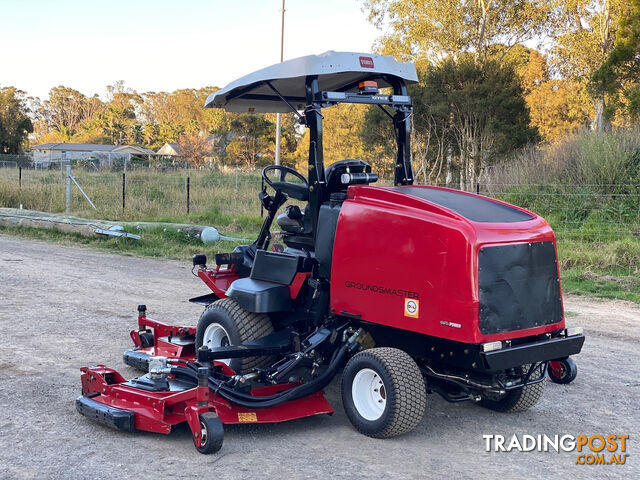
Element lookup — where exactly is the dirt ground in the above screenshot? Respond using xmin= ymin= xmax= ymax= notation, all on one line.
xmin=0 ymin=234 xmax=638 ymax=479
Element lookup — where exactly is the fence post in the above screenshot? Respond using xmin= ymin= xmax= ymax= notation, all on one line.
xmin=187 ymin=176 xmax=190 ymax=214
xmin=122 ymin=172 xmax=126 ymax=210
xmin=235 ymin=166 xmax=238 ymax=192
xmin=66 ymin=165 xmax=71 ymax=212
xmin=476 ymin=182 xmax=480 ymax=195
xmin=19 ymin=167 xmax=22 ymax=189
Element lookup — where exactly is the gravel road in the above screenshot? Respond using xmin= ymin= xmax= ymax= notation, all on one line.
xmin=0 ymin=234 xmax=638 ymax=479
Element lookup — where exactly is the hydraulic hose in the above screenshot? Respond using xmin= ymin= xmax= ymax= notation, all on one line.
xmin=171 ymin=341 xmax=353 ymax=409
xmin=171 ymin=365 xmax=287 ymax=402
xmin=174 ymin=362 xmax=287 ymax=401
xmin=174 ymin=339 xmax=348 ymax=403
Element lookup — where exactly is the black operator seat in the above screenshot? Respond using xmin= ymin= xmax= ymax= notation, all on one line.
xmin=277 ymin=204 xmax=309 ymax=234
xmin=276 ymin=159 xmax=377 ymax=252
xmin=313 ymin=159 xmax=378 ymax=277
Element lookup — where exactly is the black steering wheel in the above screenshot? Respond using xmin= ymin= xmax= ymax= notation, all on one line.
xmin=261 ymin=165 xmax=309 ymax=201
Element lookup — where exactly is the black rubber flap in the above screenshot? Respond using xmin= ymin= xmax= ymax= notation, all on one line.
xmin=76 ymin=395 xmax=135 ymax=432
xmin=388 ymin=187 xmax=534 ymax=223
xmin=479 ymin=241 xmax=562 ymax=335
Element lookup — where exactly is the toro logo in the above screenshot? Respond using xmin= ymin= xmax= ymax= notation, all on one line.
xmin=359 ymin=56 xmax=374 ymax=68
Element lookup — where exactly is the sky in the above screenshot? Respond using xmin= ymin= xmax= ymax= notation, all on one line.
xmin=0 ymin=0 xmax=381 ymax=100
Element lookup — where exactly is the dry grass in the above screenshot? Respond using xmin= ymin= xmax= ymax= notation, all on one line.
xmin=0 ymin=167 xmax=264 ymax=235
xmin=486 ymin=126 xmax=640 ymax=187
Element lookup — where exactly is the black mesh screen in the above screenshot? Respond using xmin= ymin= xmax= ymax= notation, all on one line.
xmin=479 ymin=241 xmax=563 ymax=335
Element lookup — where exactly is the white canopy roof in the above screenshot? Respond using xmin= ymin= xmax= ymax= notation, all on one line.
xmin=204 ymin=51 xmax=418 ymax=113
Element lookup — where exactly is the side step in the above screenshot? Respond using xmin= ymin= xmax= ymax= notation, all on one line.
xmin=76 ymin=395 xmax=135 ymax=432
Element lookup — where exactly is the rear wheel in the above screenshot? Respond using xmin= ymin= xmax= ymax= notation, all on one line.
xmin=196 ymin=298 xmax=274 ymax=374
xmin=478 ymin=365 xmax=546 ymax=412
xmin=548 ymin=358 xmax=578 ymax=384
xmin=341 ymin=347 xmax=426 ymax=438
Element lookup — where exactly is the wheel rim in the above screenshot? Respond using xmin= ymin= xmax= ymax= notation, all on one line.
xmin=352 ymin=368 xmax=387 ymax=421
xmin=199 ymin=419 xmax=208 ymax=447
xmin=550 ymin=362 xmax=566 ymax=379
xmin=202 ymin=323 xmax=231 ymax=365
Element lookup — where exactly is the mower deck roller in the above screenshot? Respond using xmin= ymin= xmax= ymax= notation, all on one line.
xmin=77 ymin=51 xmax=584 ymax=453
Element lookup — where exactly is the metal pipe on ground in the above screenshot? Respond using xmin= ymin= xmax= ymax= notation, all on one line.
xmin=0 ymin=208 xmax=249 ymax=242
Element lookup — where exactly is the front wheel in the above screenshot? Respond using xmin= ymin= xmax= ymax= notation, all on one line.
xmin=195 ymin=298 xmax=274 ymax=374
xmin=341 ymin=347 xmax=426 ymax=438
xmin=194 ymin=412 xmax=224 ymax=454
xmin=139 ymin=332 xmax=154 ymax=348
xmin=548 ymin=358 xmax=578 ymax=384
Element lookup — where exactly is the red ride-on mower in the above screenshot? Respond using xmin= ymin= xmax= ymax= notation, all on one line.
xmin=76 ymin=52 xmax=585 ymax=454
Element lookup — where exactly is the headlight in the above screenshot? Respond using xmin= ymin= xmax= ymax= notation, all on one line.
xmin=565 ymin=326 xmax=584 ymax=337
xmin=481 ymin=341 xmax=503 ymax=352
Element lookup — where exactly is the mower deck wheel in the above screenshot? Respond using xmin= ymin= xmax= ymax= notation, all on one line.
xmin=196 ymin=298 xmax=275 ymax=374
xmin=139 ymin=332 xmax=154 ymax=348
xmin=548 ymin=358 xmax=578 ymax=384
xmin=341 ymin=347 xmax=426 ymax=438
xmin=195 ymin=412 xmax=224 ymax=454
xmin=478 ymin=365 xmax=546 ymax=413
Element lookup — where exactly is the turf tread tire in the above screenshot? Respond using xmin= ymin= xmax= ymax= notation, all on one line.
xmin=196 ymin=298 xmax=274 ymax=374
xmin=342 ymin=347 xmax=426 ymax=438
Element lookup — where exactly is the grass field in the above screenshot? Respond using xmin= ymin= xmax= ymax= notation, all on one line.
xmin=0 ymin=167 xmax=265 ymax=235
xmin=1 ymin=166 xmax=638 ymax=303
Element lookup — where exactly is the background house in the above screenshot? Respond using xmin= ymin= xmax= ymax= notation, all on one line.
xmin=156 ymin=142 xmax=181 ymax=157
xmin=156 ymin=137 xmax=222 ymax=168
xmin=30 ymin=143 xmax=155 ymax=168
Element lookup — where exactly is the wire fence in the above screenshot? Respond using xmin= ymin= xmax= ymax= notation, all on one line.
xmin=1 ymin=165 xmax=639 ymax=242
xmin=0 ymin=154 xmax=32 ymax=168
xmin=0 ymin=163 xmax=264 ymax=221
xmin=481 ymin=183 xmax=640 ymax=242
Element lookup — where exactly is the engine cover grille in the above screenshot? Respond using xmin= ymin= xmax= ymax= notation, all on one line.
xmin=478 ymin=241 xmax=563 ymax=335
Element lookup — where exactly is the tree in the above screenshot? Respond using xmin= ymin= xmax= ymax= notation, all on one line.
xmin=177 ymin=132 xmax=212 ymax=168
xmin=525 ymin=79 xmax=592 ymax=140
xmin=26 ymin=82 xmax=296 ymax=164
xmin=498 ymin=45 xmax=592 ymax=140
xmin=591 ymin=0 xmax=640 ymax=120
xmin=359 ymin=58 xmax=537 ymax=187
xmin=550 ymin=0 xmax=624 ymax=132
xmin=362 ymin=0 xmax=552 ymax=63
xmin=421 ymin=57 xmax=538 ymax=189
xmin=35 ymin=86 xmax=107 ymax=144
xmin=225 ymin=114 xmax=275 ymax=168
xmin=95 ymin=82 xmax=141 ymax=145
xmin=43 ymin=86 xmax=90 ymax=136
xmin=0 ymin=87 xmax=33 ymax=154
xmin=294 ymin=104 xmax=374 ymax=172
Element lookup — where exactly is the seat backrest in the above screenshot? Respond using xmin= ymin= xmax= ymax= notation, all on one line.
xmin=324 ymin=159 xmax=372 ymax=200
